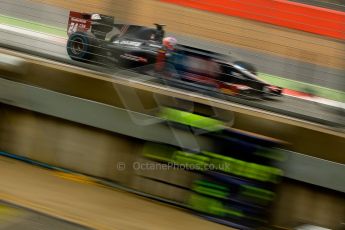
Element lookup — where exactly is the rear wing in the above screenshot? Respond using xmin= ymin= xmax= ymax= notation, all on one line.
xmin=67 ymin=11 xmax=92 ymax=36
xmin=67 ymin=11 xmax=114 ymax=39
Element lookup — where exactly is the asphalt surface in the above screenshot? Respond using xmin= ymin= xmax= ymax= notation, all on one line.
xmin=290 ymin=0 xmax=345 ymax=11
xmin=0 ymin=0 xmax=344 ymax=91
xmin=0 ymin=201 xmax=92 ymax=230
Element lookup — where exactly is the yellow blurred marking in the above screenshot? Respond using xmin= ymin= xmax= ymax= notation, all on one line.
xmin=54 ymin=172 xmax=96 ymax=185
xmin=0 ymin=204 xmax=22 ymax=224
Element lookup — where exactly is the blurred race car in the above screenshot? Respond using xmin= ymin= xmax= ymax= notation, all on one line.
xmin=66 ymin=11 xmax=166 ymax=68
xmin=165 ymin=45 xmax=283 ymax=98
xmin=66 ymin=11 xmax=282 ymax=98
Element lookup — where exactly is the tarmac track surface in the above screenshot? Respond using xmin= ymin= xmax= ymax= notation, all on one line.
xmin=0 ymin=24 xmax=344 ymax=127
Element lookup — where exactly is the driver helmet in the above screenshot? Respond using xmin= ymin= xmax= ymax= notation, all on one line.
xmin=163 ymin=37 xmax=177 ymax=50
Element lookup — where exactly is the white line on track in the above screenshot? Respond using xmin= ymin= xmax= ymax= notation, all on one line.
xmin=284 ymin=93 xmax=345 ymax=110
xmin=0 ymin=24 xmax=66 ymax=44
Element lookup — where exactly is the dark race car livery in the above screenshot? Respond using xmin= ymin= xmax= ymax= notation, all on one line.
xmin=164 ymin=46 xmax=282 ymax=98
xmin=66 ymin=11 xmax=283 ymax=98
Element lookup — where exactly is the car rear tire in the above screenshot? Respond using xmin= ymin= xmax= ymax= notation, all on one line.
xmin=67 ymin=32 xmax=94 ymax=61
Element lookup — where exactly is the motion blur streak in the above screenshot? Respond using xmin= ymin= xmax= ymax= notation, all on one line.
xmin=0 ymin=53 xmax=27 ymax=73
xmin=161 ymin=0 xmax=345 ymax=39
xmin=0 ymin=201 xmax=91 ymax=230
xmin=28 ymin=0 xmax=345 ymax=69
xmin=0 ymin=0 xmax=344 ymax=229
xmin=0 ymin=156 xmax=231 ymax=230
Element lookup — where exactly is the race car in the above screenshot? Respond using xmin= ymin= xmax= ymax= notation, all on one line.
xmin=66 ymin=11 xmax=282 ymax=98
xmin=66 ymin=11 xmax=166 ymax=69
xmin=164 ymin=45 xmax=283 ymax=98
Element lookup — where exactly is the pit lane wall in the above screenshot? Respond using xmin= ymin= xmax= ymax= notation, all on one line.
xmin=1 ymin=104 xmax=344 ymax=229
xmin=30 ymin=0 xmax=345 ymax=69
xmin=161 ymin=0 xmax=345 ymax=40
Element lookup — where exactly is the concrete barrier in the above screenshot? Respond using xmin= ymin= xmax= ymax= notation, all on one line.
xmin=0 ymin=104 xmax=344 ymax=229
